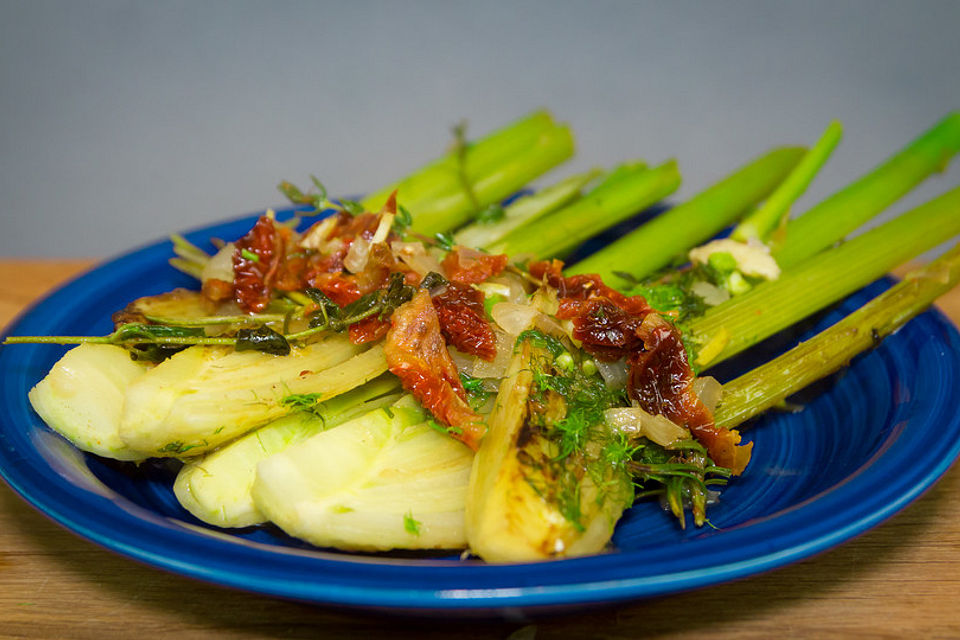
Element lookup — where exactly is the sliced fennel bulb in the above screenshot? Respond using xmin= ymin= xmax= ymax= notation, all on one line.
xmin=253 ymin=396 xmax=474 ymax=551
xmin=119 ymin=335 xmax=387 ymax=457
xmin=174 ymin=376 xmax=401 ymax=528
xmin=29 ymin=343 xmax=151 ymax=461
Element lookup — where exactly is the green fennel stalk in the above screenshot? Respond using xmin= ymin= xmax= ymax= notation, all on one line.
xmin=361 ymin=112 xmax=575 ymax=236
xmin=690 ymin=185 xmax=960 ymax=369
xmin=732 ymin=120 xmax=843 ymax=243
xmin=773 ymin=111 xmax=960 ymax=269
xmin=714 ymin=243 xmax=960 ymax=429
xmin=570 ymin=146 xmax=806 ymax=285
xmin=408 ymin=124 xmax=574 ymax=236
xmin=360 ymin=110 xmax=559 ymax=213
xmin=489 ymin=160 xmax=682 ymax=259
xmin=453 ymin=168 xmax=604 ymax=250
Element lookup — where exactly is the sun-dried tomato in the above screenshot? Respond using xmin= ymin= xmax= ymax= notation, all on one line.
xmin=431 ymin=282 xmax=497 ymax=360
xmin=233 ymin=215 xmax=287 ymax=313
xmin=628 ymin=314 xmax=752 ymax=475
xmin=569 ymin=298 xmax=646 ymax=361
xmin=530 ymin=260 xmax=651 ymax=319
xmin=271 ymin=253 xmax=311 ymax=292
xmin=307 ymin=272 xmax=363 ymax=307
xmin=442 ymin=246 xmax=509 ymax=284
xmin=348 ymin=316 xmax=390 ymax=345
xmin=529 ymin=259 xmax=653 ymax=361
xmin=528 ymin=258 xmax=565 ymax=283
xmin=385 ymin=291 xmax=485 ymax=450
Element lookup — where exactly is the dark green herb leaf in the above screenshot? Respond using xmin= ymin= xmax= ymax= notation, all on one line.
xmin=309 ymin=176 xmax=329 ymax=203
xmin=393 ymin=205 xmax=413 ymax=234
xmin=378 ymin=272 xmax=416 ymax=318
xmin=113 ymin=323 xmax=207 ymax=362
xmin=114 ymin=323 xmax=206 ymax=341
xmin=338 ymin=199 xmax=365 ymax=216
xmin=235 ymin=325 xmax=291 ymax=356
xmin=277 ymin=181 xmax=306 ymax=204
xmin=304 ymin=288 xmax=342 ymax=329
xmin=419 ymin=271 xmax=448 ymax=292
xmin=612 ymin=270 xmax=639 ymax=286
xmin=128 ymin=344 xmax=190 ymax=363
xmin=339 ymin=290 xmax=383 ymax=323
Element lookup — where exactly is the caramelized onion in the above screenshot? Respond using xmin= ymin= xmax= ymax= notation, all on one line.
xmin=692 ymin=376 xmax=723 ymax=413
xmin=470 ymin=331 xmax=513 ymax=379
xmin=490 ymin=302 xmax=539 ymax=336
xmin=343 ymin=236 xmax=370 ymax=274
xmin=604 ymin=407 xmax=690 ymax=448
xmin=201 ymin=242 xmax=236 ymax=285
xmin=391 ymin=241 xmax=444 ymax=277
xmin=594 ymin=357 xmax=628 ymax=389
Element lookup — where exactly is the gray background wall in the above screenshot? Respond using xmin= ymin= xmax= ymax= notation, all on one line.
xmin=1 ymin=0 xmax=959 ymax=258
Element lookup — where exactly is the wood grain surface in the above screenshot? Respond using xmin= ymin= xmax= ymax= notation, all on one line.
xmin=1 ymin=259 xmax=958 ymax=639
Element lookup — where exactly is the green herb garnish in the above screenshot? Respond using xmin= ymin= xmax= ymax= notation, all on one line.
xmin=403 ymin=511 xmax=422 ymax=536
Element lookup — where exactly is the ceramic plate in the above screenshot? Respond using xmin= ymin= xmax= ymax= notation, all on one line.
xmin=2 ymin=207 xmax=959 ymax=615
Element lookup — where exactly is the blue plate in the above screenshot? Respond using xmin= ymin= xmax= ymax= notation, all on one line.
xmin=2 ymin=207 xmax=959 ymax=616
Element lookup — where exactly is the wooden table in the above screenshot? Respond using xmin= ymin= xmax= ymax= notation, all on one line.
xmin=1 ymin=259 xmax=958 ymax=639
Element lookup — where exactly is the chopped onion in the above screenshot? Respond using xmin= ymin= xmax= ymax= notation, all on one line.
xmin=448 ymin=347 xmax=476 ymax=377
xmin=690 ymin=280 xmax=730 ymax=306
xmin=343 ymin=236 xmax=370 ymax=273
xmin=604 ymin=407 xmax=690 ymax=448
xmin=689 ymin=238 xmax=781 ymax=280
xmin=299 ymin=216 xmax=338 ymax=250
xmin=533 ymin=313 xmax=568 ymax=341
xmin=692 ymin=376 xmax=723 ymax=413
xmin=370 ymin=213 xmax=394 ymax=244
xmin=490 ymin=302 xmax=538 ymax=336
xmin=531 ymin=286 xmax=559 ymax=316
xmin=449 ymin=331 xmax=513 ymax=381
xmin=201 ymin=242 xmax=236 ymax=284
xmin=486 ymin=273 xmax=529 ymax=304
xmin=471 ymin=331 xmax=513 ymax=379
xmin=391 ymin=241 xmax=444 ymax=277
xmin=475 ymin=282 xmax=513 ymax=299
xmin=593 ymin=358 xmax=628 ymax=390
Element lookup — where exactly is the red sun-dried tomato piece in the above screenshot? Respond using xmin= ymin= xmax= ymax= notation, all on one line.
xmin=233 ymin=215 xmax=287 ymax=313
xmin=348 ymin=316 xmax=391 ymax=345
xmin=628 ymin=314 xmax=752 ymax=475
xmin=431 ymin=282 xmax=497 ymax=361
xmin=307 ymin=271 xmax=363 ymax=307
xmin=442 ymin=246 xmax=509 ymax=284
xmin=530 ymin=259 xmax=652 ymax=361
xmin=530 ymin=260 xmax=651 ymax=320
xmin=528 ymin=258 xmax=565 ymax=284
xmin=569 ymin=297 xmax=646 ymax=362
xmin=385 ymin=291 xmax=485 ymax=450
